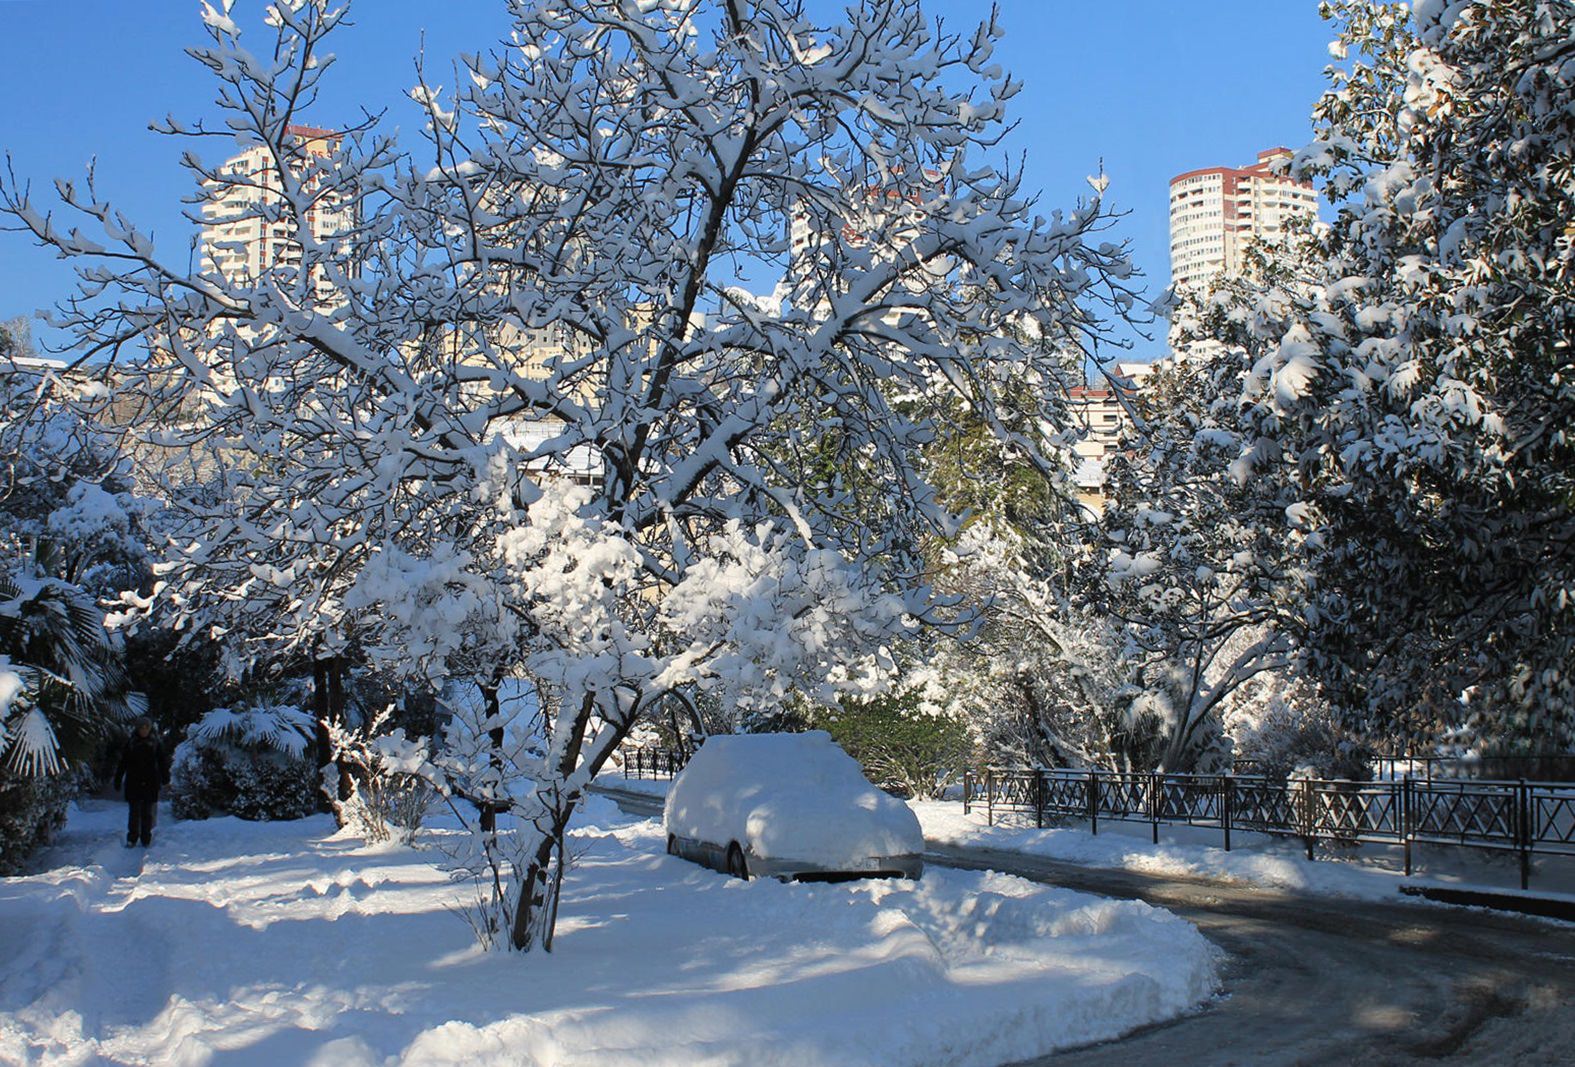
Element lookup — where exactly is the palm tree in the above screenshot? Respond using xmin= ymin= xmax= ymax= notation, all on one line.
xmin=0 ymin=571 xmax=140 ymax=776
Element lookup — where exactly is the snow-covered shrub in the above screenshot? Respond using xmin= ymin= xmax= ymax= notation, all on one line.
xmin=170 ymin=705 xmax=317 ymax=821
xmin=325 ymin=708 xmax=435 ymax=845
xmin=1223 ymin=673 xmax=1364 ymax=780
xmin=0 ymin=575 xmax=142 ymax=778
xmin=0 ymin=765 xmax=75 ymax=874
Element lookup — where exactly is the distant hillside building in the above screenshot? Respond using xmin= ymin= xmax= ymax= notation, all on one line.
xmin=1168 ymin=147 xmax=1316 ymax=290
xmin=1067 ymin=381 xmax=1131 ymax=517
xmin=199 ymin=125 xmax=358 ymax=307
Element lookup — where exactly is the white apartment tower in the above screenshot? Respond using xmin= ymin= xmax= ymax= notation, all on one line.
xmin=1168 ymin=147 xmax=1316 ymax=290
xmin=199 ymin=125 xmax=357 ymax=306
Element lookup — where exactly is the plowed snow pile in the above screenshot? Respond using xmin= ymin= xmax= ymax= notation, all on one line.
xmin=0 ymin=799 xmax=1216 ymax=1067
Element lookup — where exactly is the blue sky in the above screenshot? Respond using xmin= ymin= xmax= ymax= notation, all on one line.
xmin=0 ymin=1 xmax=1333 ymax=362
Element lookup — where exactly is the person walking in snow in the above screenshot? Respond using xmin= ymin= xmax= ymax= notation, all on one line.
xmin=113 ymin=718 xmax=170 ymax=848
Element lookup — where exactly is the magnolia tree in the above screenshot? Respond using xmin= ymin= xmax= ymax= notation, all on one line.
xmin=2 ymin=0 xmax=1140 ymax=951
xmin=1173 ymin=0 xmax=1575 ymax=752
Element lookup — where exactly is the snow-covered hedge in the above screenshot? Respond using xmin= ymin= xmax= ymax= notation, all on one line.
xmin=171 ymin=705 xmax=318 ymax=822
xmin=0 ymin=766 xmax=76 ymax=874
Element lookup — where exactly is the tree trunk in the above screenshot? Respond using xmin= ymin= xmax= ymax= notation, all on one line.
xmin=329 ymin=656 xmax=354 ymax=802
xmin=509 ymin=815 xmax=566 ymax=952
xmin=479 ymin=681 xmax=502 ymax=834
xmin=1159 ymin=707 xmax=1201 ymax=774
xmin=506 ymin=693 xmax=631 ymax=952
xmin=312 ymin=656 xmax=333 ymax=812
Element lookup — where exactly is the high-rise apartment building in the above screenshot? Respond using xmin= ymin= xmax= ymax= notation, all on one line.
xmin=786 ymin=166 xmax=946 ymax=318
xmin=1168 ymin=147 xmax=1316 ymax=290
xmin=199 ymin=125 xmax=357 ymax=306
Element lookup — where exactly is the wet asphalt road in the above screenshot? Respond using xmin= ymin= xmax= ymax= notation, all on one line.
xmin=934 ymin=843 xmax=1575 ymax=1067
xmin=592 ymin=785 xmax=1575 ymax=1066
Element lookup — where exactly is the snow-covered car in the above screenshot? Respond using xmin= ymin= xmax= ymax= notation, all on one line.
xmin=662 ymin=731 xmax=924 ymax=881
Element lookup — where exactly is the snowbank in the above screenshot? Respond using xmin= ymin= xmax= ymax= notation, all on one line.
xmin=0 ymin=799 xmax=1217 ymax=1067
xmin=664 ymin=731 xmax=923 ymax=866
xmin=914 ymin=801 xmax=1575 ymax=904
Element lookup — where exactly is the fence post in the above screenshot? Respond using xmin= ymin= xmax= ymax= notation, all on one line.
xmin=1035 ymin=771 xmax=1045 ymax=829
xmin=1402 ymin=775 xmax=1412 ymax=878
xmin=1222 ymin=775 xmax=1233 ymax=853
xmin=1088 ymin=770 xmax=1099 ymax=836
xmin=1518 ymin=779 xmax=1531 ymax=892
xmin=1150 ymin=771 xmax=1160 ymax=845
xmin=963 ymin=769 xmax=972 ymax=816
xmin=986 ymin=768 xmax=995 ymax=827
xmin=1301 ymin=777 xmax=1316 ymax=861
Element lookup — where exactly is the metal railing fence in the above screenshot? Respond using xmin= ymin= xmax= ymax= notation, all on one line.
xmin=619 ymin=746 xmax=690 ymax=780
xmin=961 ymin=767 xmax=1575 ymax=890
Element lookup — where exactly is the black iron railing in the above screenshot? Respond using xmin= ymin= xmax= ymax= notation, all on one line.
xmin=620 ymin=746 xmax=690 ymax=780
xmin=1371 ymin=753 xmax=1575 ymax=782
xmin=960 ymin=767 xmax=1575 ymax=890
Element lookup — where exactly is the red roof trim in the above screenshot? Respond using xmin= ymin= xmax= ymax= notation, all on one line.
xmin=1170 ymin=148 xmax=1312 ymax=190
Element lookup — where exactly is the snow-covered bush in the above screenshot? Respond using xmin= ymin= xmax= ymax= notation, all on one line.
xmin=171 ymin=705 xmax=318 ymax=821
xmin=0 ymin=765 xmax=76 ymax=875
xmin=1223 ymin=673 xmax=1364 ymax=781
xmin=324 ymin=707 xmax=435 ymax=845
xmin=0 ymin=575 xmax=143 ymax=778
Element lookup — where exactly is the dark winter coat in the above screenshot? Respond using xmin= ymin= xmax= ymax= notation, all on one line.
xmin=114 ymin=734 xmax=171 ymax=803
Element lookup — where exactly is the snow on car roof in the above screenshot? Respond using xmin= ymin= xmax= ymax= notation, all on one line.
xmin=663 ymin=731 xmax=923 ymax=866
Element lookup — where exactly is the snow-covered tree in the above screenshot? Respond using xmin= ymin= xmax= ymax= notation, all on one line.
xmin=0 ymin=353 xmax=146 ymax=778
xmin=921 ymin=522 xmax=1140 ymax=771
xmin=2 ymin=0 xmax=1139 ymax=950
xmin=1093 ymin=360 xmax=1305 ymax=771
xmin=1174 ymin=0 xmax=1575 ymax=753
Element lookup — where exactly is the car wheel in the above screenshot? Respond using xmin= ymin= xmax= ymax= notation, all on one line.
xmin=725 ymin=842 xmax=749 ymax=880
xmin=666 ymin=834 xmax=679 ymax=856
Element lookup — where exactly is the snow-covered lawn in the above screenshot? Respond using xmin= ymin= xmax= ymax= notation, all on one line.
xmin=0 ymin=799 xmax=1217 ymax=1067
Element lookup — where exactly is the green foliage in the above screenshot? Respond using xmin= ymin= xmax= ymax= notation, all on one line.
xmin=0 ymin=765 xmax=75 ymax=874
xmin=925 ymin=385 xmax=1071 ymax=537
xmin=1173 ymin=0 xmax=1575 ymax=753
xmin=812 ymin=690 xmax=969 ymax=800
